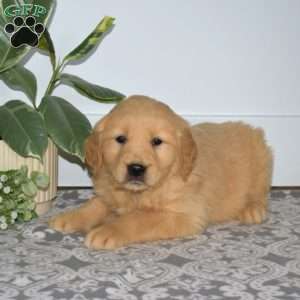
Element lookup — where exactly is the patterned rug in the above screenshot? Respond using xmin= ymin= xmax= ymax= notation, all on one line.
xmin=0 ymin=189 xmax=300 ymax=300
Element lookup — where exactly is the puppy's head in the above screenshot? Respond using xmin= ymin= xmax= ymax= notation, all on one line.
xmin=85 ymin=95 xmax=197 ymax=192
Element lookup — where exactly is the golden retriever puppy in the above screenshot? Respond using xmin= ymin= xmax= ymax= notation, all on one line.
xmin=49 ymin=95 xmax=273 ymax=249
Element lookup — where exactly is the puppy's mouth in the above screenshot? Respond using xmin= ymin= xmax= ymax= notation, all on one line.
xmin=123 ymin=175 xmax=148 ymax=191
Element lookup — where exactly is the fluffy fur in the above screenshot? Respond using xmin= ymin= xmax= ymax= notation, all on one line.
xmin=49 ymin=95 xmax=273 ymax=249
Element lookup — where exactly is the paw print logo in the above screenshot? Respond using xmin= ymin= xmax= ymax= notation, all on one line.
xmin=4 ymin=16 xmax=44 ymax=48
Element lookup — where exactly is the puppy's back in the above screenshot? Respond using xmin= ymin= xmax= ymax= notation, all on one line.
xmin=190 ymin=121 xmax=273 ymax=223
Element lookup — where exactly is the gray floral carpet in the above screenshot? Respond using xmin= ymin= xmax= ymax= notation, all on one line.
xmin=0 ymin=189 xmax=300 ymax=300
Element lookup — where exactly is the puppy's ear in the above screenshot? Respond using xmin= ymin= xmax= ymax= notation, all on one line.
xmin=84 ymin=116 xmax=108 ymax=174
xmin=84 ymin=131 xmax=102 ymax=174
xmin=180 ymin=127 xmax=197 ymax=180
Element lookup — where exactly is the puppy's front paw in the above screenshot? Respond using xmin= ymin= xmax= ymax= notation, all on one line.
xmin=49 ymin=211 xmax=81 ymax=233
xmin=85 ymin=225 xmax=126 ymax=250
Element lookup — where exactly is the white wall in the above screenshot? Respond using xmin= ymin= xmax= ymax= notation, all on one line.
xmin=1 ymin=0 xmax=300 ymax=186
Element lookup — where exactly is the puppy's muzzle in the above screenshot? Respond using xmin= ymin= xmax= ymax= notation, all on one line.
xmin=127 ymin=163 xmax=146 ymax=182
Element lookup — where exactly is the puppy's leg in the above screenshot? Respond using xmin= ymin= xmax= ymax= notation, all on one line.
xmin=238 ymin=168 xmax=271 ymax=224
xmin=238 ymin=165 xmax=272 ymax=224
xmin=237 ymin=195 xmax=268 ymax=224
xmin=238 ymin=138 xmax=273 ymax=225
xmin=49 ymin=197 xmax=109 ymax=233
xmin=85 ymin=211 xmax=205 ymax=249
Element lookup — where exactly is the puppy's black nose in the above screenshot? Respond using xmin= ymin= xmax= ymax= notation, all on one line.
xmin=127 ymin=163 xmax=146 ymax=178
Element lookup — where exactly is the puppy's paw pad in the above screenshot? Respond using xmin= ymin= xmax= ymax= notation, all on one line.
xmin=85 ymin=226 xmax=124 ymax=250
xmin=238 ymin=204 xmax=267 ymax=224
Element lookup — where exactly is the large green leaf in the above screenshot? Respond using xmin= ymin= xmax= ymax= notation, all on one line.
xmin=0 ymin=0 xmax=56 ymax=72
xmin=0 ymin=100 xmax=48 ymax=160
xmin=40 ymin=96 xmax=92 ymax=161
xmin=38 ymin=28 xmax=56 ymax=70
xmin=62 ymin=16 xmax=115 ymax=65
xmin=60 ymin=73 xmax=125 ymax=103
xmin=0 ymin=64 xmax=37 ymax=106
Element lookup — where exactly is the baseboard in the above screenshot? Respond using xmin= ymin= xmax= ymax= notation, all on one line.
xmin=86 ymin=112 xmax=300 ymax=124
xmin=57 ymin=186 xmax=300 ymax=190
xmin=58 ymin=113 xmax=300 ymax=186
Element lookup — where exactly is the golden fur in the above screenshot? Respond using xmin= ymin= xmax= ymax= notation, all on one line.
xmin=49 ymin=95 xmax=273 ymax=249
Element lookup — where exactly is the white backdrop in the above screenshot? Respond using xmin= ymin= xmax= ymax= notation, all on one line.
xmin=1 ymin=0 xmax=299 ymax=186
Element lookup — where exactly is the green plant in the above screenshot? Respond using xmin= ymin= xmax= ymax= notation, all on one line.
xmin=0 ymin=165 xmax=49 ymax=229
xmin=0 ymin=0 xmax=125 ymax=162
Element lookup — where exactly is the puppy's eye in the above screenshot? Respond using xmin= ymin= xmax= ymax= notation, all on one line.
xmin=151 ymin=137 xmax=163 ymax=146
xmin=115 ymin=135 xmax=127 ymax=144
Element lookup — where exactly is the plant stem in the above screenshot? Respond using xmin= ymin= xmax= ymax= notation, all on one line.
xmin=44 ymin=71 xmax=56 ymax=96
xmin=38 ymin=62 xmax=64 ymax=110
xmin=44 ymin=62 xmax=64 ymax=96
xmin=32 ymin=101 xmax=38 ymax=110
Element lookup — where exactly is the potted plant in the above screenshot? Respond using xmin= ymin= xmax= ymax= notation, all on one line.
xmin=0 ymin=0 xmax=125 ymax=215
xmin=0 ymin=165 xmax=49 ymax=229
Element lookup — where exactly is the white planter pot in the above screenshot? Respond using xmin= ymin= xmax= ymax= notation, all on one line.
xmin=0 ymin=140 xmax=58 ymax=215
